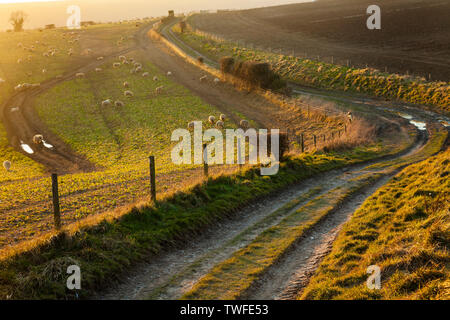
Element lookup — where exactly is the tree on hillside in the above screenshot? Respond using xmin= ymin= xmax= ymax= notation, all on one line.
xmin=9 ymin=11 xmax=28 ymax=32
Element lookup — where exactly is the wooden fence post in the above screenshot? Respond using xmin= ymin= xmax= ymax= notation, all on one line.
xmin=51 ymin=173 xmax=61 ymax=230
xmin=203 ymin=143 xmax=209 ymax=177
xmin=298 ymin=134 xmax=304 ymax=153
xmin=149 ymin=156 xmax=156 ymax=203
xmin=313 ymin=134 xmax=317 ymax=148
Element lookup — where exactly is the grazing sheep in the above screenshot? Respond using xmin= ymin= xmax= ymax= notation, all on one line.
xmin=133 ymin=62 xmax=141 ymax=68
xmin=123 ymin=81 xmax=129 ymax=88
xmin=3 ymin=160 xmax=11 ymax=172
xmin=97 ymin=56 xmax=104 ymax=61
xmin=155 ymin=86 xmax=163 ymax=94
xmin=113 ymin=62 xmax=121 ymax=68
xmin=135 ymin=66 xmax=142 ymax=73
xmin=10 ymin=107 xmax=19 ymax=112
xmin=119 ymin=55 xmax=126 ymax=61
xmin=101 ymin=99 xmax=112 ymax=107
xmin=42 ymin=69 xmax=47 ymax=74
xmin=124 ymin=90 xmax=134 ymax=97
xmin=129 ymin=58 xmax=135 ymax=63
xmin=17 ymin=58 xmax=22 ymax=64
xmin=347 ymin=111 xmax=353 ymax=123
xmin=153 ymin=76 xmax=158 ymax=81
xmin=142 ymin=72 xmax=149 ymax=77
xmin=14 ymin=84 xmax=22 ymax=91
xmin=75 ymin=72 xmax=85 ymax=78
xmin=33 ymin=134 xmax=44 ymax=145
xmin=0 ymin=78 xmax=6 ymax=84
xmin=200 ymin=75 xmax=207 ymax=82
xmin=219 ymin=114 xmax=226 ymax=121
xmin=188 ymin=121 xmax=195 ymax=130
xmin=208 ymin=116 xmax=216 ymax=124
xmin=240 ymin=120 xmax=249 ymax=129
xmin=214 ymin=78 xmax=220 ymax=84
xmin=95 ymin=68 xmax=102 ymax=73
xmin=215 ymin=120 xmax=224 ymax=129
xmin=167 ymin=71 xmax=172 ymax=76
xmin=114 ymin=100 xmax=124 ymax=107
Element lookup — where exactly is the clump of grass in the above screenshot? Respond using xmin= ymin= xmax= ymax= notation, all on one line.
xmin=219 ymin=56 xmax=286 ymax=92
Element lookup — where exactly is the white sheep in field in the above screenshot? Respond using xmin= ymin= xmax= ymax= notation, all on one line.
xmin=33 ymin=134 xmax=44 ymax=145
xmin=115 ymin=100 xmax=124 ymax=107
xmin=14 ymin=84 xmax=23 ymax=91
xmin=75 ymin=72 xmax=85 ymax=78
xmin=3 ymin=160 xmax=11 ymax=172
xmin=129 ymin=58 xmax=135 ymax=63
xmin=155 ymin=86 xmax=163 ymax=94
xmin=167 ymin=71 xmax=172 ymax=76
xmin=123 ymin=81 xmax=129 ymax=88
xmin=119 ymin=55 xmax=126 ymax=61
xmin=97 ymin=56 xmax=104 ymax=61
xmin=215 ymin=120 xmax=224 ymax=129
xmin=219 ymin=114 xmax=226 ymax=121
xmin=101 ymin=99 xmax=112 ymax=107
xmin=188 ymin=121 xmax=195 ymax=130
xmin=200 ymin=75 xmax=207 ymax=82
xmin=95 ymin=68 xmax=102 ymax=73
xmin=214 ymin=78 xmax=220 ymax=84
xmin=133 ymin=62 xmax=141 ymax=68
xmin=122 ymin=60 xmax=129 ymax=65
xmin=124 ymin=90 xmax=134 ymax=97
xmin=10 ymin=107 xmax=19 ymax=112
xmin=208 ymin=116 xmax=216 ymax=124
xmin=42 ymin=69 xmax=47 ymax=74
xmin=0 ymin=78 xmax=5 ymax=85
xmin=240 ymin=120 xmax=249 ymax=129
xmin=153 ymin=76 xmax=158 ymax=81
xmin=142 ymin=72 xmax=149 ymax=77
xmin=135 ymin=66 xmax=142 ymax=73
xmin=113 ymin=62 xmax=121 ymax=68
xmin=17 ymin=58 xmax=22 ymax=64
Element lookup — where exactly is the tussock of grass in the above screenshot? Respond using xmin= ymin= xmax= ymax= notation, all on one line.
xmin=300 ymin=148 xmax=450 ymax=300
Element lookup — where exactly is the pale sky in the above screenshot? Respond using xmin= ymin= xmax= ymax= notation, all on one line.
xmin=0 ymin=0 xmax=312 ymax=31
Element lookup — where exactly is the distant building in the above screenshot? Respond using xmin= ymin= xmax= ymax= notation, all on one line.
xmin=45 ymin=24 xmax=55 ymax=29
xmin=168 ymin=10 xmax=175 ymax=17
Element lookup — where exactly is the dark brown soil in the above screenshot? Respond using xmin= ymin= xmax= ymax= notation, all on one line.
xmin=190 ymin=0 xmax=450 ymax=81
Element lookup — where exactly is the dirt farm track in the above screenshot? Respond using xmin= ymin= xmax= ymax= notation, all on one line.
xmin=190 ymin=0 xmax=450 ymax=81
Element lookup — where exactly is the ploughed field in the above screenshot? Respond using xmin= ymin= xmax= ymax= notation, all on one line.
xmin=190 ymin=0 xmax=450 ymax=81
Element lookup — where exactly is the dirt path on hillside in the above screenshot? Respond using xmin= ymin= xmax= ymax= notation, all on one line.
xmin=96 ymin=129 xmax=428 ymax=300
xmin=90 ymin=23 xmax=449 ymax=300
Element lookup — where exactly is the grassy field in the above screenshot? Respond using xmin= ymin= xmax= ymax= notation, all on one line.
xmin=301 ymin=148 xmax=449 ymax=300
xmin=0 ymin=22 xmax=139 ymax=183
xmin=173 ymin=25 xmax=449 ymax=115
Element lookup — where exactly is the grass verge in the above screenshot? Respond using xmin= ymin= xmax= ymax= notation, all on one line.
xmin=300 ymin=148 xmax=449 ymax=300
